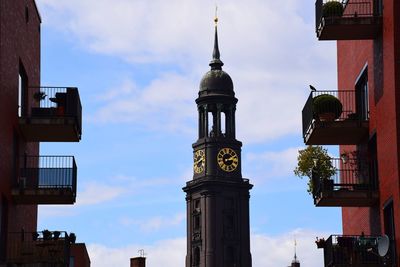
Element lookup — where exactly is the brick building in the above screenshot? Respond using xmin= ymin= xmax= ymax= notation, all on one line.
xmin=302 ymin=0 xmax=399 ymax=266
xmin=0 ymin=0 xmax=89 ymax=266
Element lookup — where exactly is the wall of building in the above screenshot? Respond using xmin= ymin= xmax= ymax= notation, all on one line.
xmin=71 ymin=243 xmax=91 ymax=267
xmin=0 ymin=0 xmax=41 ymax=258
xmin=338 ymin=0 xmax=400 ymax=265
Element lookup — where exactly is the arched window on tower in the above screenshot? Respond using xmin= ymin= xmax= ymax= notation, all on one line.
xmin=225 ymin=246 xmax=235 ymax=267
xmin=193 ymin=247 xmax=200 ymax=266
xmin=221 ymin=112 xmax=226 ymax=136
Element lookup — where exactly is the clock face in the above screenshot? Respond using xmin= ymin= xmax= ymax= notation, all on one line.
xmin=217 ymin=148 xmax=239 ymax=172
xmin=193 ymin=149 xmax=205 ymax=174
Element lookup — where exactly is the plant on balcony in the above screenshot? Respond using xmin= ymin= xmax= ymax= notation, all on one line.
xmin=69 ymin=233 xmax=76 ymax=244
xmin=316 ymin=237 xmax=326 ymax=249
xmin=294 ymin=145 xmax=336 ymax=194
xmin=313 ymin=94 xmax=343 ymax=121
xmin=322 ymin=1 xmax=344 ymax=18
xmin=33 ymin=91 xmax=47 ymax=102
xmin=42 ymin=229 xmax=52 ymax=240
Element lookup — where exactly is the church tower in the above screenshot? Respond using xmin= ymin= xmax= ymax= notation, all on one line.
xmin=183 ymin=18 xmax=253 ymax=267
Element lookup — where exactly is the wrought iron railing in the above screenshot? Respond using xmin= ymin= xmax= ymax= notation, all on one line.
xmin=323 ymin=235 xmax=385 ymax=266
xmin=16 ymin=155 xmax=77 ymax=195
xmin=26 ymin=86 xmax=82 ymax=137
xmin=312 ymin=157 xmax=378 ymax=198
xmin=315 ymin=0 xmax=382 ymax=33
xmin=302 ymin=90 xmax=369 ymax=139
xmin=7 ymin=230 xmax=74 ymax=265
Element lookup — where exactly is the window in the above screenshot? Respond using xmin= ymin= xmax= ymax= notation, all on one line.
xmin=25 ymin=6 xmax=29 ymax=23
xmin=384 ymin=200 xmax=396 ymax=266
xmin=0 ymin=197 xmax=8 ymax=262
xmin=193 ymin=247 xmax=200 ymax=266
xmin=18 ymin=63 xmax=28 ymax=117
xmin=355 ymin=68 xmax=369 ymax=120
xmin=69 ymin=256 xmax=75 ymax=267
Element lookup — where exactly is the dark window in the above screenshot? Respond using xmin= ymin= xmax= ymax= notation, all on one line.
xmin=194 ymin=215 xmax=200 ymax=231
xmin=25 ymin=6 xmax=29 ymax=23
xmin=384 ymin=200 xmax=396 ymax=266
xmin=0 ymin=196 xmax=8 ymax=263
xmin=225 ymin=246 xmax=235 ymax=266
xmin=355 ymin=68 xmax=369 ymax=120
xmin=193 ymin=247 xmax=200 ymax=266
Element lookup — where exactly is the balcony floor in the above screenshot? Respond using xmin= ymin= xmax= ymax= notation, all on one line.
xmin=318 ymin=16 xmax=382 ymax=40
xmin=19 ymin=117 xmax=81 ymax=142
xmin=11 ymin=188 xmax=76 ymax=205
xmin=315 ymin=189 xmax=379 ymax=207
xmin=305 ymin=120 xmax=369 ymax=145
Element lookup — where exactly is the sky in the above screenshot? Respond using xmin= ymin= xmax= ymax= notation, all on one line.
xmin=35 ymin=0 xmax=342 ymax=266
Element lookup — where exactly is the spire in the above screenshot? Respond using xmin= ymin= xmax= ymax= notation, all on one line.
xmin=209 ymin=7 xmax=224 ymax=70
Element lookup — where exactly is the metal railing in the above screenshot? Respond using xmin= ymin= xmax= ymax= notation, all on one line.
xmin=312 ymin=157 xmax=378 ymax=198
xmin=316 ymin=0 xmax=382 ymax=33
xmin=302 ymin=90 xmax=369 ymax=139
xmin=16 ymin=156 xmax=77 ymax=195
xmin=7 ymin=230 xmax=73 ymax=265
xmin=323 ymin=235 xmax=385 ymax=266
xmin=27 ymin=86 xmax=82 ymax=137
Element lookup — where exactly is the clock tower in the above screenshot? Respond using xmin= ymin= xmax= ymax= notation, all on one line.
xmin=183 ymin=19 xmax=253 ymax=267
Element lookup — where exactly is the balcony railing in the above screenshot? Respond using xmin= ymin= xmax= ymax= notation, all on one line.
xmin=320 ymin=235 xmax=386 ymax=266
xmin=312 ymin=157 xmax=379 ymax=206
xmin=12 ymin=156 xmax=77 ymax=204
xmin=19 ymin=86 xmax=82 ymax=142
xmin=7 ymin=230 xmax=74 ymax=265
xmin=315 ymin=0 xmax=382 ymax=40
xmin=302 ymin=90 xmax=369 ymax=145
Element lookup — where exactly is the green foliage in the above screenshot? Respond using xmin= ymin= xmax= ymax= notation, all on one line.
xmin=322 ymin=1 xmax=344 ymax=17
xmin=313 ymin=94 xmax=343 ymax=119
xmin=294 ymin=145 xmax=336 ymax=194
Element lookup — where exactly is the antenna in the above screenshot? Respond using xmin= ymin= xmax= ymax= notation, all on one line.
xmin=138 ymin=249 xmax=146 ymax=258
xmin=377 ymin=235 xmax=390 ymax=257
xmin=214 ymin=4 xmax=219 ymax=25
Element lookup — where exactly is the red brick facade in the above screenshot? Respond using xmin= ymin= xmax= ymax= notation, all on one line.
xmin=0 ymin=0 xmax=41 ymax=245
xmin=337 ymin=0 xmax=400 ymax=265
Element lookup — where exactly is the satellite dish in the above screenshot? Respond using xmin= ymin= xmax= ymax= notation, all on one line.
xmin=377 ymin=235 xmax=390 ymax=257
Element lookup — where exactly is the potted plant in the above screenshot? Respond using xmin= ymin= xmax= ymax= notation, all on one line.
xmin=69 ymin=233 xmax=76 ymax=244
xmin=33 ymin=91 xmax=46 ymax=102
xmin=53 ymin=231 xmax=61 ymax=240
xmin=42 ymin=229 xmax=52 ymax=240
xmin=313 ymin=94 xmax=343 ymax=121
xmin=294 ymin=145 xmax=336 ymax=194
xmin=322 ymin=1 xmax=344 ymax=18
xmin=316 ymin=237 xmax=326 ymax=249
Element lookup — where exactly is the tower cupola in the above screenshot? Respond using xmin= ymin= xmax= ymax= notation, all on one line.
xmin=199 ymin=19 xmax=234 ymax=97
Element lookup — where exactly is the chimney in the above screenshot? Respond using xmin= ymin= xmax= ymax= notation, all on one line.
xmin=130 ymin=257 xmax=146 ymax=267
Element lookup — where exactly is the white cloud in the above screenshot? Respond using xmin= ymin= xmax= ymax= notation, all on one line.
xmin=86 ymin=229 xmax=327 ymax=267
xmin=36 ymin=0 xmax=337 ymax=143
xmin=246 ymin=147 xmax=301 ymax=180
xmin=76 ymin=182 xmax=127 ymax=206
xmin=88 ymin=73 xmax=197 ymax=135
xmin=119 ymin=213 xmax=186 ymax=232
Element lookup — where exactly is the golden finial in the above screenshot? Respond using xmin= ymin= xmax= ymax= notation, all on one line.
xmin=214 ymin=5 xmax=218 ymax=25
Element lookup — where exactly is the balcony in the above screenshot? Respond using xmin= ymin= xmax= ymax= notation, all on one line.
xmin=316 ymin=0 xmax=382 ymax=40
xmin=302 ymin=90 xmax=369 ymax=145
xmin=19 ymin=86 xmax=82 ymax=142
xmin=312 ymin=157 xmax=378 ymax=207
xmin=318 ymin=235 xmax=387 ymax=266
xmin=7 ymin=230 xmax=74 ymax=266
xmin=12 ymin=156 xmax=77 ymax=205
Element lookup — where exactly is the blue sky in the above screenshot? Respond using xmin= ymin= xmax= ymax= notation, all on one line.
xmin=36 ymin=0 xmax=341 ymax=266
